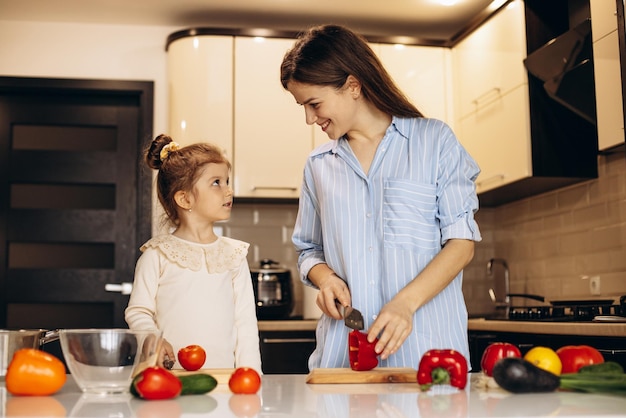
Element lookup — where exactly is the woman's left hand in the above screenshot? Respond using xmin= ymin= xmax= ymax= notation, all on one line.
xmin=367 ymin=298 xmax=414 ymax=360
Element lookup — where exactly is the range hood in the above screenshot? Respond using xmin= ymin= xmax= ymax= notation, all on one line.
xmin=523 ymin=18 xmax=596 ymax=125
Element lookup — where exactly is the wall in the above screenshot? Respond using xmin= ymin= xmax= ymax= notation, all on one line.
xmin=464 ymin=152 xmax=626 ymax=316
xmin=0 ymin=20 xmax=176 ymax=138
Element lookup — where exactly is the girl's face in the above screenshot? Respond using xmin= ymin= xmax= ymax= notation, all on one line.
xmin=287 ymin=80 xmax=358 ymax=140
xmin=188 ymin=162 xmax=233 ymax=223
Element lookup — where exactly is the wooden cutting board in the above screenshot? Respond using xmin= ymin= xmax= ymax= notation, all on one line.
xmin=306 ymin=367 xmax=417 ymax=384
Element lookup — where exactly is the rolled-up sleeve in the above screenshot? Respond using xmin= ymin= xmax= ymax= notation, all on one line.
xmin=436 ymin=125 xmax=482 ymax=244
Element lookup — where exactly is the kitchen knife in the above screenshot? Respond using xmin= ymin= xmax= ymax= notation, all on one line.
xmin=342 ymin=306 xmax=364 ymax=330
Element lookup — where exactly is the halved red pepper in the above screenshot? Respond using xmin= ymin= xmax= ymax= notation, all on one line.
xmin=417 ymin=349 xmax=468 ymax=390
xmin=348 ymin=330 xmax=379 ymax=371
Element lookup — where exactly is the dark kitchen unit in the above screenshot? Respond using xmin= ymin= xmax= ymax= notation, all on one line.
xmin=258 ymin=320 xmax=317 ymax=374
xmin=468 ymin=296 xmax=626 ymax=371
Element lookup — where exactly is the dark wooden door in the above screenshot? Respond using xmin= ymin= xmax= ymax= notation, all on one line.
xmin=0 ymin=77 xmax=153 ymax=329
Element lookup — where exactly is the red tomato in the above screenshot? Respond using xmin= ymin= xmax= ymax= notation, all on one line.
xmin=132 ymin=366 xmax=182 ymax=400
xmin=228 ymin=367 xmax=261 ymax=394
xmin=480 ymin=342 xmax=522 ymax=377
xmin=556 ymin=345 xmax=604 ymax=373
xmin=177 ymin=345 xmax=207 ymax=371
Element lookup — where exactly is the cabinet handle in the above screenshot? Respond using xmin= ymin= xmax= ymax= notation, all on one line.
xmin=472 ymin=87 xmax=501 ymax=107
xmin=597 ymin=348 xmax=626 ymax=354
xmin=476 ymin=174 xmax=505 ymax=187
xmin=262 ymin=338 xmax=316 ymax=344
xmin=250 ymin=186 xmax=298 ymax=191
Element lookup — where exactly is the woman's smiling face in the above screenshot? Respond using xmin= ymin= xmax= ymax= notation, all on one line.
xmin=287 ymin=79 xmax=359 ymax=140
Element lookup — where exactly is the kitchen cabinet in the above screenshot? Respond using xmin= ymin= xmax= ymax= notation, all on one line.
xmin=167 ymin=35 xmax=234 ymax=158
xmin=167 ymin=34 xmax=311 ymax=199
xmin=590 ymin=0 xmax=625 ymax=151
xmin=374 ymin=43 xmax=450 ymax=123
xmin=314 ymin=42 xmax=451 ymax=148
xmin=469 ymin=330 xmax=626 ymax=372
xmin=452 ymin=0 xmax=598 ymax=206
xmin=259 ymin=329 xmax=316 ymax=374
xmin=234 ymin=37 xmax=313 ymax=198
xmin=453 ymin=0 xmax=531 ymax=196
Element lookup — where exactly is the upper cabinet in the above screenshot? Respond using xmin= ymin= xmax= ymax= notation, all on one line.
xmin=168 ymin=35 xmax=312 ymax=199
xmin=167 ymin=35 xmax=234 ymax=159
xmin=452 ymin=0 xmax=599 ymax=207
xmin=315 ymin=43 xmax=450 ymax=148
xmin=590 ymin=0 xmax=625 ymax=151
xmin=233 ymin=37 xmax=313 ymax=198
xmin=452 ymin=0 xmax=531 ymax=196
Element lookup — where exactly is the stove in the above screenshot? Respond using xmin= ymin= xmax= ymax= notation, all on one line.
xmin=507 ymin=299 xmax=624 ymax=322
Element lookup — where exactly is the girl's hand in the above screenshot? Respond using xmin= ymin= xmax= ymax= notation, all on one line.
xmin=159 ymin=338 xmax=176 ymax=368
xmin=316 ymin=272 xmax=351 ymax=320
xmin=368 ymin=298 xmax=414 ymax=360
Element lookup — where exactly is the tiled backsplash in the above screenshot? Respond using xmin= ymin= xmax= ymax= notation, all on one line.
xmin=465 ymin=152 xmax=626 ymax=316
xmin=221 ymin=152 xmax=626 ymax=318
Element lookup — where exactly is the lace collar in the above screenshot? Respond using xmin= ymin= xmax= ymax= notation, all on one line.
xmin=141 ymin=235 xmax=249 ymax=274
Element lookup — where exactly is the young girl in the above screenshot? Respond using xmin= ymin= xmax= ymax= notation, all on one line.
xmin=125 ymin=134 xmax=261 ymax=372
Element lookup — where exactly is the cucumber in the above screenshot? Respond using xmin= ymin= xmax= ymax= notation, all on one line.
xmin=578 ymin=361 xmax=624 ymax=375
xmin=492 ymin=357 xmax=560 ymax=393
xmin=179 ymin=373 xmax=218 ymax=395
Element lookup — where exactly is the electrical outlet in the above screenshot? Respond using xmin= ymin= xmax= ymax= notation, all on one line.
xmin=589 ymin=275 xmax=601 ymax=296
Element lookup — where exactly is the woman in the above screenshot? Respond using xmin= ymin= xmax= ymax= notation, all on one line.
xmin=281 ymin=24 xmax=482 ymax=370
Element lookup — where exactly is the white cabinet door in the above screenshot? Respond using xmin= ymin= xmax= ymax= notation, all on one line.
xmin=234 ymin=37 xmax=313 ymax=198
xmin=590 ymin=0 xmax=624 ymax=151
xmin=594 ymin=31 xmax=625 ymax=151
xmin=377 ymin=44 xmax=450 ymax=123
xmin=452 ymin=0 xmax=527 ymax=119
xmin=168 ymin=36 xmax=234 ymax=157
xmin=458 ymin=85 xmax=532 ymax=193
xmin=314 ymin=43 xmax=451 ymax=148
xmin=590 ymin=0 xmax=618 ymax=42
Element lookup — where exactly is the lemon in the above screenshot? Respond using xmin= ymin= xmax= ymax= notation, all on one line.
xmin=524 ymin=346 xmax=562 ymax=375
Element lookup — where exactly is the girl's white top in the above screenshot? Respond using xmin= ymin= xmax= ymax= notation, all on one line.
xmin=125 ymin=234 xmax=262 ymax=372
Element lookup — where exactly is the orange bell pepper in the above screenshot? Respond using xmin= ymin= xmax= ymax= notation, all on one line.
xmin=6 ymin=348 xmax=67 ymax=396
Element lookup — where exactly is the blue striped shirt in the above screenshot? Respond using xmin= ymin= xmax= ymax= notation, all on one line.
xmin=293 ymin=117 xmax=482 ymax=371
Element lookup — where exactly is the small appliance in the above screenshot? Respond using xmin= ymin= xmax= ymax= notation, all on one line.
xmin=250 ymin=259 xmax=294 ymax=320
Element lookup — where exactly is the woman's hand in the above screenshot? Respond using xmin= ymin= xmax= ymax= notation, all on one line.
xmin=314 ymin=271 xmax=351 ymax=320
xmin=368 ymin=297 xmax=414 ymax=360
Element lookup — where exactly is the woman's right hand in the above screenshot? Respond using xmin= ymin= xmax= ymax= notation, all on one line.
xmin=315 ymin=271 xmax=351 ymax=320
xmin=158 ymin=338 xmax=175 ymax=369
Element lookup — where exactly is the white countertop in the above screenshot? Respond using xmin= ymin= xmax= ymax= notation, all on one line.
xmin=259 ymin=318 xmax=626 ymax=337
xmin=3 ymin=373 xmax=626 ymax=418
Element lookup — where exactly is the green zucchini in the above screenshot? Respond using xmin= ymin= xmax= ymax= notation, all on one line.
xmin=492 ymin=357 xmax=560 ymax=393
xmin=179 ymin=373 xmax=218 ymax=395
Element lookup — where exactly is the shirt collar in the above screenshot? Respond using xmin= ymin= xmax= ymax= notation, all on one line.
xmin=315 ymin=115 xmax=410 ymax=156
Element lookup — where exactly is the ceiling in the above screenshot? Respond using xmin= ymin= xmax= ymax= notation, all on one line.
xmin=0 ymin=0 xmax=510 ymax=46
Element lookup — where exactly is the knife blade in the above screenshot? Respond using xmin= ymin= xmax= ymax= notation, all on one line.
xmin=342 ymin=305 xmax=364 ymax=330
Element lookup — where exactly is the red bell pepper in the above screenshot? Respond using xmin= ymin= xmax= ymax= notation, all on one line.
xmin=417 ymin=349 xmax=468 ymax=390
xmin=348 ymin=330 xmax=379 ymax=371
xmin=131 ymin=366 xmax=182 ymax=400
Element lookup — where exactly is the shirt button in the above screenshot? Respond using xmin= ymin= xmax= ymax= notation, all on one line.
xmin=368 ymin=247 xmax=373 ymax=252
xmin=372 ymin=315 xmax=378 ymax=320
xmin=366 ymin=213 xmax=371 ymax=218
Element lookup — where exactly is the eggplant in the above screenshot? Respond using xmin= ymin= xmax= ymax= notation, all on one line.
xmin=492 ymin=357 xmax=560 ymax=393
